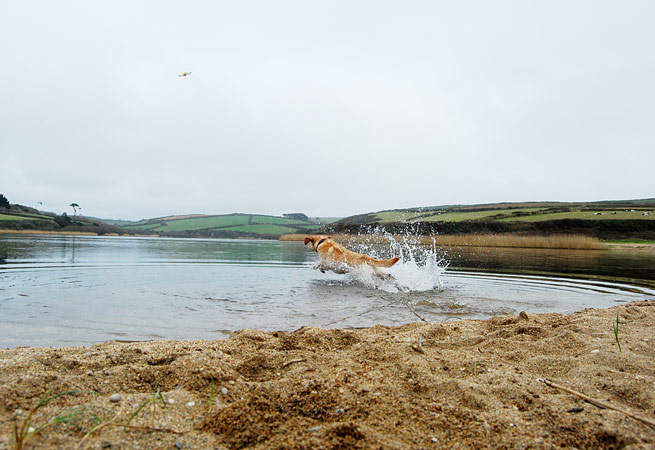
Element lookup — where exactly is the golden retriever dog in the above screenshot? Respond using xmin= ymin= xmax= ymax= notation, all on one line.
xmin=304 ymin=235 xmax=399 ymax=278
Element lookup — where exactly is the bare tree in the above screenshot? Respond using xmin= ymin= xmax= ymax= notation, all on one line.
xmin=69 ymin=203 xmax=81 ymax=216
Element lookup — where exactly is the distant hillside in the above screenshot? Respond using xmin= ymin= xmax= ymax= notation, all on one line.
xmin=105 ymin=213 xmax=338 ymax=239
xmin=0 ymin=202 xmax=340 ymax=239
xmin=4 ymin=197 xmax=655 ymax=240
xmin=328 ymin=199 xmax=655 ymax=240
xmin=0 ymin=206 xmax=133 ymax=235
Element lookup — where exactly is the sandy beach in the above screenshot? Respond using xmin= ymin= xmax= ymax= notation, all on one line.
xmin=1 ymin=301 xmax=654 ymax=449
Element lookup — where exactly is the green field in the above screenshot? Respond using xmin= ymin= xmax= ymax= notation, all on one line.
xmin=0 ymin=209 xmax=323 ymax=238
xmin=365 ymin=205 xmax=655 ymax=224
xmin=157 ymin=215 xmax=251 ymax=231
xmin=1 ymin=206 xmax=328 ymax=238
xmin=316 ymin=217 xmax=342 ymax=224
xmin=5 ymin=197 xmax=653 ymax=240
xmin=373 ymin=208 xmax=550 ymax=223
xmin=126 ymin=223 xmax=161 ymax=230
xmin=0 ymin=213 xmax=53 ymax=221
xmin=0 ymin=213 xmax=34 ymax=221
xmin=250 ymin=215 xmax=309 ymax=225
xmin=112 ymin=213 xmax=321 ymax=237
xmin=372 ymin=211 xmax=424 ymax=222
xmin=412 ymin=208 xmax=548 ymax=223
xmin=498 ymin=210 xmax=655 ymax=222
xmin=331 ymin=200 xmax=655 ymax=240
xmin=228 ymin=224 xmax=300 ymax=234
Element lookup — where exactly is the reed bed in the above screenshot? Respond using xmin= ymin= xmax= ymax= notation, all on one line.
xmin=281 ymin=232 xmax=604 ymax=249
xmin=425 ymin=234 xmax=604 ymax=250
xmin=278 ymin=234 xmax=307 ymax=241
xmin=330 ymin=233 xmax=604 ymax=250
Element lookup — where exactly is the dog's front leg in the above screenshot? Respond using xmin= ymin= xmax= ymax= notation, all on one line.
xmin=313 ymin=263 xmax=327 ymax=273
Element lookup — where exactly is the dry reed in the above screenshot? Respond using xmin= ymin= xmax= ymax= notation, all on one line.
xmin=278 ymin=234 xmax=307 ymax=241
xmin=425 ymin=234 xmax=604 ymax=250
xmin=331 ymin=233 xmax=604 ymax=250
xmin=281 ymin=232 xmax=604 ymax=250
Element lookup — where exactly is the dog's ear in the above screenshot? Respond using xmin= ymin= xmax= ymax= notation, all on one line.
xmin=304 ymin=237 xmax=311 ymax=245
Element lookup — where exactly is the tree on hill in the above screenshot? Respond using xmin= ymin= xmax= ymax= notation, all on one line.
xmin=70 ymin=203 xmax=81 ymax=216
xmin=54 ymin=212 xmax=73 ymax=227
xmin=283 ymin=213 xmax=309 ymax=221
xmin=0 ymin=194 xmax=9 ymax=209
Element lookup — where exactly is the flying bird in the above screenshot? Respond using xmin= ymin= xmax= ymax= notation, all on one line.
xmin=178 ymin=72 xmax=192 ymax=77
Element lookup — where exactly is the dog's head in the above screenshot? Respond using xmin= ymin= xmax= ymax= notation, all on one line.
xmin=304 ymin=235 xmax=331 ymax=252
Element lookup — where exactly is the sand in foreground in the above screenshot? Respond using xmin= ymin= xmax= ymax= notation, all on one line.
xmin=1 ymin=301 xmax=654 ymax=449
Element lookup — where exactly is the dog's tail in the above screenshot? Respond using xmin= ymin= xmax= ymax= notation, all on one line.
xmin=373 ymin=257 xmax=400 ymax=268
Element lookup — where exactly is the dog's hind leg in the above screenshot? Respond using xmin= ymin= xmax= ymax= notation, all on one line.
xmin=372 ymin=266 xmax=395 ymax=281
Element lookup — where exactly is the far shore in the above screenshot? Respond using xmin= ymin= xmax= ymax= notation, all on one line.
xmin=2 ymin=229 xmax=655 ymax=252
xmin=0 ymin=229 xmax=156 ymax=238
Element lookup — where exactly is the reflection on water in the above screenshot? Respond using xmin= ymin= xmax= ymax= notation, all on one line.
xmin=0 ymin=235 xmax=653 ymax=348
xmin=443 ymin=246 xmax=655 ymax=286
xmin=0 ymin=235 xmax=310 ymax=266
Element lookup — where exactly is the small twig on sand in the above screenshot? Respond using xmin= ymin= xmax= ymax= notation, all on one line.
xmin=613 ymin=312 xmax=622 ymax=352
xmin=282 ymin=358 xmax=306 ymax=368
xmin=111 ymin=423 xmax=185 ymax=434
xmin=123 ymin=398 xmax=150 ymax=434
xmin=410 ymin=344 xmax=425 ymax=354
xmin=208 ymin=377 xmax=215 ymax=413
xmin=77 ymin=414 xmax=119 ymax=449
xmin=410 ymin=334 xmax=425 ymax=354
xmin=539 ymin=378 xmax=655 ymax=428
xmin=79 ymin=413 xmax=184 ymax=447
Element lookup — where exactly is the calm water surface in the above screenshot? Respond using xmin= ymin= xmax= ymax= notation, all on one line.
xmin=1 ymin=235 xmax=653 ymax=347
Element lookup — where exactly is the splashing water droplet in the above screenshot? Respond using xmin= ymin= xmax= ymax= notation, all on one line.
xmin=338 ymin=227 xmax=448 ymax=293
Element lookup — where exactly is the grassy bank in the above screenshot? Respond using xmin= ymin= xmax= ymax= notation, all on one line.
xmin=348 ymin=200 xmax=655 ymax=225
xmin=333 ymin=199 xmax=655 ymax=241
xmin=603 ymin=239 xmax=655 ymax=245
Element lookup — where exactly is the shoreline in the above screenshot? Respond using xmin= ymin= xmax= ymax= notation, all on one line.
xmin=0 ymin=229 xmax=157 ymax=237
xmin=3 ymin=230 xmax=654 ymax=252
xmin=281 ymin=233 xmax=655 ymax=252
xmin=0 ymin=229 xmax=101 ymax=236
xmin=606 ymin=242 xmax=655 ymax=252
xmin=2 ymin=301 xmax=653 ymax=448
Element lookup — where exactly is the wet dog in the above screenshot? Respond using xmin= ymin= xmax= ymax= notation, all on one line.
xmin=304 ymin=235 xmax=399 ymax=278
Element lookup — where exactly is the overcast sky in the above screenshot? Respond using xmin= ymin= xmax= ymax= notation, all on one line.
xmin=1 ymin=1 xmax=654 ymax=220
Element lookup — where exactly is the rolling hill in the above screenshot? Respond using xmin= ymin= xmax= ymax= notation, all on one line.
xmin=3 ymin=198 xmax=655 ymax=240
xmin=103 ymin=213 xmax=337 ymax=239
xmin=0 ymin=205 xmax=339 ymax=239
xmin=328 ymin=199 xmax=655 ymax=240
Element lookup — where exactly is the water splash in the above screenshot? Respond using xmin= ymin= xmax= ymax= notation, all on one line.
xmin=339 ymin=227 xmax=449 ymax=293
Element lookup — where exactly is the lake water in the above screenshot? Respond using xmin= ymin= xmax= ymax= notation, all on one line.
xmin=1 ymin=235 xmax=653 ymax=348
